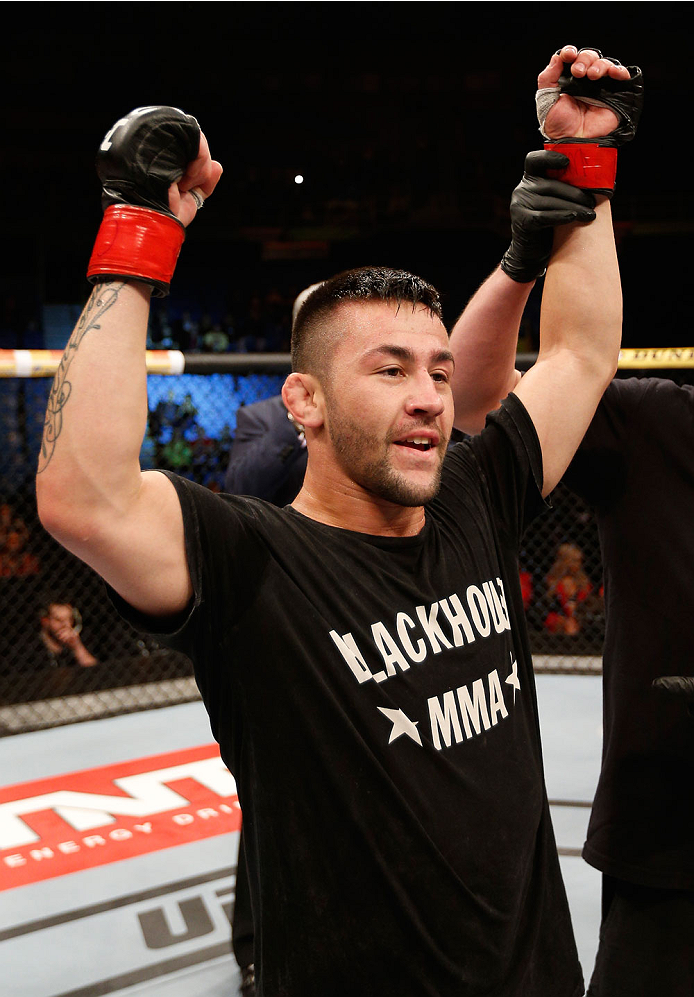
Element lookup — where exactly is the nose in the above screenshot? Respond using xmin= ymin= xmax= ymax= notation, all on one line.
xmin=404 ymin=370 xmax=446 ymax=418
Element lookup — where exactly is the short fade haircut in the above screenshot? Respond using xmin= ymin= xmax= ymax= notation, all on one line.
xmin=291 ymin=266 xmax=444 ymax=379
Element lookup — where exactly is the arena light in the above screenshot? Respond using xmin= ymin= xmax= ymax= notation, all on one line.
xmin=294 ymin=174 xmax=304 ymax=184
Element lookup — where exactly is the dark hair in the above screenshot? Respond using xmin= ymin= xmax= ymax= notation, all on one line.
xmin=291 ymin=266 xmax=443 ymax=377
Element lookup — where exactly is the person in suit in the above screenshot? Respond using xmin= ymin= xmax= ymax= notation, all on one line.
xmin=224 ymin=285 xmax=322 ymax=505
xmin=224 ymin=393 xmax=307 ymax=504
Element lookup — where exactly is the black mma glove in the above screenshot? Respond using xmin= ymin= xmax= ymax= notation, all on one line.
xmin=500 ymin=149 xmax=597 ymax=283
xmin=653 ymin=676 xmax=694 ymax=717
xmin=537 ymin=48 xmax=644 ymax=197
xmin=87 ymin=106 xmax=201 ymax=296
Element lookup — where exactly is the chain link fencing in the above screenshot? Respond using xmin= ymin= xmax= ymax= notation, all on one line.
xmin=2 ymin=354 xmax=690 ymax=735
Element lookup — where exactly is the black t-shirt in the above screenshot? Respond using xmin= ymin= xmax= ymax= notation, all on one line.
xmin=566 ymin=377 xmax=694 ymax=889
xmin=115 ymin=394 xmax=582 ymax=997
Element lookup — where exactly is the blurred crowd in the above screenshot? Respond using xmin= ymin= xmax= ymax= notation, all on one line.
xmin=146 ymin=288 xmax=295 ymax=355
xmin=0 ymin=502 xmax=40 ymax=579
xmin=0 ymin=286 xmax=299 ymax=355
xmin=520 ymin=541 xmax=604 ymax=641
xmin=143 ymin=390 xmax=234 ymax=491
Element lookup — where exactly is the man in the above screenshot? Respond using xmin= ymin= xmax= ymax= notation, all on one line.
xmin=36 ymin=46 xmax=625 ymax=996
xmin=37 ymin=602 xmax=97 ymax=668
xmin=450 ymin=47 xmax=692 ymax=997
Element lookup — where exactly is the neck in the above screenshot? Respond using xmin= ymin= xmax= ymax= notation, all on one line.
xmin=291 ymin=471 xmax=426 ymax=537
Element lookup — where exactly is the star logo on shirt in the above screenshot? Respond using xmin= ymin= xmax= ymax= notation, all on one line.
xmin=505 ymin=653 xmax=520 ymax=703
xmin=378 ymin=707 xmax=423 ymax=746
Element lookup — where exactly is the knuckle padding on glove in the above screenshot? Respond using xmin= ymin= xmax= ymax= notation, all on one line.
xmin=88 ymin=106 xmax=202 ymax=297
xmin=97 ymin=106 xmax=201 ymax=217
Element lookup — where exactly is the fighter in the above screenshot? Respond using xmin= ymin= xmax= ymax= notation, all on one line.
xmin=36 ymin=46 xmax=629 ymax=996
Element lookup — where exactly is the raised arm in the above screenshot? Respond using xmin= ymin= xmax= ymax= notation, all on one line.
xmin=449 ymin=270 xmax=529 ymax=435
xmin=36 ymin=108 xmax=222 ymax=617
xmin=513 ymin=47 xmax=643 ymax=495
xmin=450 ymin=44 xmax=642 ymax=437
xmin=514 ymin=194 xmax=619 ymax=496
xmin=449 ymin=151 xmax=597 ymax=433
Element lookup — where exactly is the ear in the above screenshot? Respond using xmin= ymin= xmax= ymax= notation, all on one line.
xmin=282 ymin=373 xmax=325 ymax=429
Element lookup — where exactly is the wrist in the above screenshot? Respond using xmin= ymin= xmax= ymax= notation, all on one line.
xmin=500 ymin=231 xmax=550 ymax=283
xmin=500 ymin=253 xmax=545 ymax=284
xmin=87 ymin=205 xmax=185 ymax=297
xmin=543 ymin=142 xmax=618 ymax=197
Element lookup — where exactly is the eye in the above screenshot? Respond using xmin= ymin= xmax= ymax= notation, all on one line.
xmin=379 ymin=366 xmax=404 ymax=378
xmin=431 ymin=370 xmax=450 ymax=384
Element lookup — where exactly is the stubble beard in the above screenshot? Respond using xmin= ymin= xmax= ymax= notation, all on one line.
xmin=327 ymin=414 xmax=446 ymax=508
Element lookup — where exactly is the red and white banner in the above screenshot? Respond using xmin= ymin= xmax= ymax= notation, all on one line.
xmin=0 ymin=744 xmax=240 ymax=890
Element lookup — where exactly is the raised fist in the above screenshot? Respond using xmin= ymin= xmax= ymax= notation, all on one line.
xmin=87 ymin=106 xmax=222 ymax=295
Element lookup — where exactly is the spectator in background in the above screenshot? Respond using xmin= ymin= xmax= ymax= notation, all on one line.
xmin=161 ymin=433 xmax=193 ymax=472
xmin=519 ymin=562 xmax=533 ymax=613
xmin=150 ymin=390 xmax=179 ymax=439
xmin=175 ymin=393 xmax=198 ymax=436
xmin=37 ymin=601 xmax=98 ymax=669
xmin=544 ymin=541 xmax=592 ymax=636
xmin=262 ymin=288 xmax=292 ymax=352
xmin=201 ymin=323 xmax=230 ymax=353
xmin=0 ymin=502 xmax=28 ymax=549
xmin=0 ymin=510 xmax=40 ymax=578
xmin=180 ymin=311 xmax=199 ymax=351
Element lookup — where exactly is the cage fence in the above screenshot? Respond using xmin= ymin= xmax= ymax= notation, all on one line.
xmin=2 ymin=353 xmax=690 ymax=736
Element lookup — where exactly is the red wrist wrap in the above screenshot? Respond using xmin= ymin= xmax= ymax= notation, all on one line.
xmin=544 ymin=143 xmax=618 ymax=192
xmin=87 ymin=205 xmax=185 ymax=295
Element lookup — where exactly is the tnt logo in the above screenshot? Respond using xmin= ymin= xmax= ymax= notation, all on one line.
xmin=0 ymin=745 xmax=240 ymax=889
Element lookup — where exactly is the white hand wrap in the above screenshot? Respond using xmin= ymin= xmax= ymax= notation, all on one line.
xmin=536 ymin=87 xmax=612 ymax=140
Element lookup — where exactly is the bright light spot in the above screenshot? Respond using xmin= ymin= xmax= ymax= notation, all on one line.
xmin=294 ymin=174 xmax=304 ymax=184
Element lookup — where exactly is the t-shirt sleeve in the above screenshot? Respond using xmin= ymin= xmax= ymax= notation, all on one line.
xmin=564 ymin=377 xmax=673 ymax=508
xmin=107 ymin=471 xmax=271 ymax=664
xmin=449 ymin=393 xmax=548 ymax=548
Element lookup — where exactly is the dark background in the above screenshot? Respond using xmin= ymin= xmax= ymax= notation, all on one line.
xmin=2 ymin=3 xmax=689 ymax=347
xmin=0 ymin=4 xmax=685 ymax=718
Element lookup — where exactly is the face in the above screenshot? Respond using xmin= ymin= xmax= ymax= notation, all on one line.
xmin=45 ymin=604 xmax=74 ymax=635
xmin=320 ymin=301 xmax=454 ymax=507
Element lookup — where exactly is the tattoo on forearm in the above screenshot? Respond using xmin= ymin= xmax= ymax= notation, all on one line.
xmin=37 ymin=283 xmax=124 ymax=473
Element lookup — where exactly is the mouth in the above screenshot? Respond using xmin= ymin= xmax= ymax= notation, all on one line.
xmin=392 ymin=433 xmax=440 ymax=454
xmin=395 ymin=439 xmax=433 ymax=452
